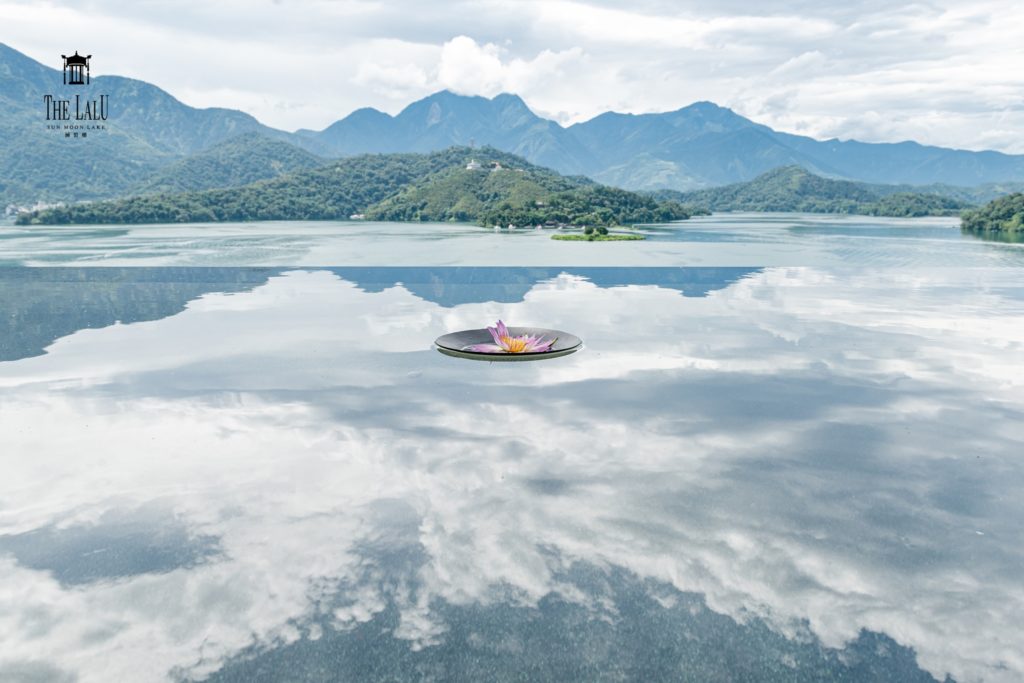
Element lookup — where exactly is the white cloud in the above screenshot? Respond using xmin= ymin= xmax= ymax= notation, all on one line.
xmin=770 ymin=50 xmax=827 ymax=77
xmin=437 ymin=35 xmax=507 ymax=95
xmin=435 ymin=35 xmax=585 ymax=98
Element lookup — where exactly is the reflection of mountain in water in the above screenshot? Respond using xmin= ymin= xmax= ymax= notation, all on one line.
xmin=338 ymin=266 xmax=762 ymax=308
xmin=0 ymin=267 xmax=278 ymax=362
xmin=0 ymin=267 xmax=760 ymax=362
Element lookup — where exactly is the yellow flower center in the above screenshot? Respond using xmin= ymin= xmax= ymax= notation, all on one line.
xmin=501 ymin=335 xmax=528 ymax=353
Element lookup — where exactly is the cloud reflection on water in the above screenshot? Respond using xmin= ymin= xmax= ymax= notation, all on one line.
xmin=0 ymin=266 xmax=1022 ymax=682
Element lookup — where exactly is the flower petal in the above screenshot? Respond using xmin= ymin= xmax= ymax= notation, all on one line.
xmin=529 ymin=336 xmax=556 ymax=352
xmin=464 ymin=343 xmax=505 ymax=353
xmin=487 ymin=325 xmax=503 ymax=346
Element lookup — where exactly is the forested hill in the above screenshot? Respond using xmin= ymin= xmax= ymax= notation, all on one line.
xmin=960 ymin=193 xmax=1024 ymax=237
xmin=130 ymin=133 xmax=327 ymax=196
xmin=364 ymin=157 xmax=695 ymax=226
xmin=669 ymin=166 xmax=973 ymax=217
xmin=15 ymin=147 xmax=697 ymax=227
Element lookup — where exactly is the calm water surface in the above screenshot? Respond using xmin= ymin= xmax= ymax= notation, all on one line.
xmin=0 ymin=214 xmax=1022 ymax=682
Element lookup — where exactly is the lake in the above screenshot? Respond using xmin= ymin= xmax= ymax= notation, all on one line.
xmin=1 ymin=214 xmax=1022 ymax=682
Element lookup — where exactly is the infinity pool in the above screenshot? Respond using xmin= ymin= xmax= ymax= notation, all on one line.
xmin=1 ymin=215 xmax=1022 ymax=682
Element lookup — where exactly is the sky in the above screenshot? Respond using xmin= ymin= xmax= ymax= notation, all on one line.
xmin=2 ymin=0 xmax=1023 ymax=152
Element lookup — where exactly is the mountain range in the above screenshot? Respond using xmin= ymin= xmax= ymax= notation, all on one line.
xmin=4 ymin=41 xmax=1024 ymax=209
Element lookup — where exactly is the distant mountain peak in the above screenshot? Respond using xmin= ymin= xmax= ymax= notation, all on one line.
xmin=422 ymin=88 xmax=461 ymax=100
xmin=416 ymin=89 xmax=486 ymax=104
xmin=401 ymin=89 xmax=533 ymax=112
xmin=347 ymin=106 xmax=390 ymax=118
xmin=684 ymin=100 xmax=731 ymax=111
xmin=491 ymin=92 xmax=528 ymax=104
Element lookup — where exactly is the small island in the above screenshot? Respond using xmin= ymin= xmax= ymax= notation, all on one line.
xmin=552 ymin=234 xmax=646 ymax=241
xmin=551 ymin=225 xmax=646 ymax=241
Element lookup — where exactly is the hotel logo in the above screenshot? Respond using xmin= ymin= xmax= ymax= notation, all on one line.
xmin=44 ymin=50 xmax=108 ymax=139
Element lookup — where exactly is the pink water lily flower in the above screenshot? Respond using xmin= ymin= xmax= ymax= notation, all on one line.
xmin=466 ymin=320 xmax=557 ymax=354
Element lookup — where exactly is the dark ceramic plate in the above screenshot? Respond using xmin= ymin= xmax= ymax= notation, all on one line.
xmin=434 ymin=327 xmax=582 ymax=362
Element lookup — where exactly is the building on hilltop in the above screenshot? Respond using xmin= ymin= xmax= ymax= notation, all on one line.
xmin=466 ymin=159 xmax=482 ymax=170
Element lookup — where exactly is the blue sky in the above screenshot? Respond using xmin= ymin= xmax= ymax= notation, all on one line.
xmin=2 ymin=0 xmax=1022 ymax=152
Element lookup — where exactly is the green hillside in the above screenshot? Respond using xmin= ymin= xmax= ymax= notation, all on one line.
xmin=960 ymin=193 xmax=1024 ymax=237
xmin=365 ymin=160 xmax=585 ymax=222
xmin=16 ymin=147 xmax=696 ymax=226
xmin=0 ymin=124 xmax=171 ymax=207
xmin=674 ymin=166 xmax=973 ymax=216
xmin=479 ymin=184 xmax=697 ymax=227
xmin=366 ymin=158 xmax=695 ymax=226
xmin=131 ymin=133 xmax=327 ymax=196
